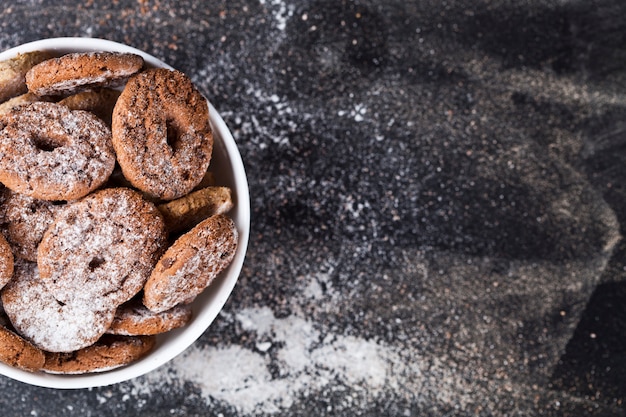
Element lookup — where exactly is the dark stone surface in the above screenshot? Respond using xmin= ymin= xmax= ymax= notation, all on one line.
xmin=0 ymin=0 xmax=625 ymax=415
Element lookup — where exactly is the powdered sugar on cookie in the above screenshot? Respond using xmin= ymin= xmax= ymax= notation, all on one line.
xmin=0 ymin=102 xmax=115 ymax=200
xmin=38 ymin=188 xmax=167 ymax=309
xmin=143 ymin=215 xmax=238 ymax=313
xmin=0 ymin=48 xmax=238 ymax=374
xmin=1 ymin=260 xmax=115 ymax=352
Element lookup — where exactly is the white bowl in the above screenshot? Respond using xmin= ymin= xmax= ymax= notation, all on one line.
xmin=0 ymin=38 xmax=250 ymax=388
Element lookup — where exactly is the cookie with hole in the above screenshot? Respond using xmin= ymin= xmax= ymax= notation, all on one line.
xmin=1 ymin=259 xmax=116 ymax=353
xmin=37 ymin=187 xmax=167 ymax=309
xmin=0 ymin=102 xmax=115 ymax=201
xmin=112 ymin=68 xmax=213 ymax=201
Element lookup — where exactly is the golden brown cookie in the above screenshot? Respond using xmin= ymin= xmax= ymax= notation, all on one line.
xmin=0 ymin=92 xmax=50 ymax=115
xmin=38 ymin=188 xmax=167 ymax=309
xmin=42 ymin=335 xmax=156 ymax=374
xmin=1 ymin=260 xmax=116 ymax=352
xmin=107 ymin=298 xmax=192 ymax=336
xmin=0 ymin=50 xmax=54 ymax=102
xmin=143 ymin=214 xmax=238 ymax=313
xmin=59 ymin=88 xmax=121 ymax=126
xmin=0 ymin=187 xmax=61 ymax=262
xmin=0 ymin=325 xmax=45 ymax=372
xmin=157 ymin=186 xmax=233 ymax=234
xmin=25 ymin=51 xmax=144 ymax=96
xmin=112 ymin=68 xmax=213 ymax=200
xmin=0 ymin=102 xmax=116 ymax=201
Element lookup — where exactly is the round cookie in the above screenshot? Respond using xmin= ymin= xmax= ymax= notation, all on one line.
xmin=42 ymin=335 xmax=155 ymax=374
xmin=1 ymin=260 xmax=116 ymax=352
xmin=143 ymin=214 xmax=238 ymax=313
xmin=37 ymin=187 xmax=167 ymax=308
xmin=0 ymin=325 xmax=45 ymax=372
xmin=112 ymin=68 xmax=213 ymax=200
xmin=107 ymin=298 xmax=192 ymax=336
xmin=0 ymin=187 xmax=61 ymax=262
xmin=25 ymin=51 xmax=144 ymax=96
xmin=0 ymin=50 xmax=54 ymax=102
xmin=0 ymin=102 xmax=116 ymax=201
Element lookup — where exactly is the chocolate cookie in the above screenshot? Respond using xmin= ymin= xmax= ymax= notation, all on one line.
xmin=25 ymin=51 xmax=143 ymax=96
xmin=0 ymin=92 xmax=50 ymax=115
xmin=42 ymin=335 xmax=155 ymax=374
xmin=37 ymin=188 xmax=167 ymax=309
xmin=143 ymin=214 xmax=238 ymax=313
xmin=0 ymin=325 xmax=45 ymax=372
xmin=107 ymin=298 xmax=192 ymax=336
xmin=0 ymin=187 xmax=61 ymax=262
xmin=112 ymin=68 xmax=213 ymax=200
xmin=0 ymin=102 xmax=116 ymax=200
xmin=157 ymin=186 xmax=233 ymax=234
xmin=1 ymin=260 xmax=115 ymax=352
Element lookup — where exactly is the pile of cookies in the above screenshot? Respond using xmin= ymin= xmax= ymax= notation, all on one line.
xmin=0 ymin=50 xmax=238 ymax=374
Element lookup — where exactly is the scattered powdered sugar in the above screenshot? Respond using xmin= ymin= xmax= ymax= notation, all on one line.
xmin=133 ymin=306 xmax=422 ymax=415
xmin=259 ymin=0 xmax=294 ymax=32
xmin=129 ymin=281 xmax=477 ymax=416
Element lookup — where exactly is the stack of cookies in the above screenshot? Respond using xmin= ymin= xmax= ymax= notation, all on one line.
xmin=0 ymin=50 xmax=238 ymax=374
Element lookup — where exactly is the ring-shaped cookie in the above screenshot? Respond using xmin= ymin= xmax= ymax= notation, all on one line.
xmin=37 ymin=187 xmax=167 ymax=308
xmin=1 ymin=260 xmax=116 ymax=353
xmin=112 ymin=68 xmax=213 ymax=201
xmin=0 ymin=102 xmax=116 ymax=201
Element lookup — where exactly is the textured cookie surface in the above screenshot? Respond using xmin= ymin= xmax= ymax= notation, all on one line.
xmin=38 ymin=187 xmax=167 ymax=308
xmin=1 ymin=260 xmax=116 ymax=352
xmin=112 ymin=68 xmax=213 ymax=200
xmin=143 ymin=214 xmax=238 ymax=313
xmin=25 ymin=51 xmax=143 ymax=96
xmin=59 ymin=88 xmax=121 ymax=126
xmin=0 ymin=187 xmax=60 ymax=261
xmin=0 ymin=325 xmax=45 ymax=371
xmin=0 ymin=232 xmax=13 ymax=290
xmin=0 ymin=92 xmax=49 ymax=115
xmin=0 ymin=50 xmax=54 ymax=102
xmin=42 ymin=335 xmax=155 ymax=374
xmin=107 ymin=298 xmax=192 ymax=336
xmin=157 ymin=186 xmax=233 ymax=234
xmin=0 ymin=102 xmax=116 ymax=200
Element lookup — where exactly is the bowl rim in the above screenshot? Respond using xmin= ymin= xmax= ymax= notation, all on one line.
xmin=0 ymin=37 xmax=250 ymax=389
